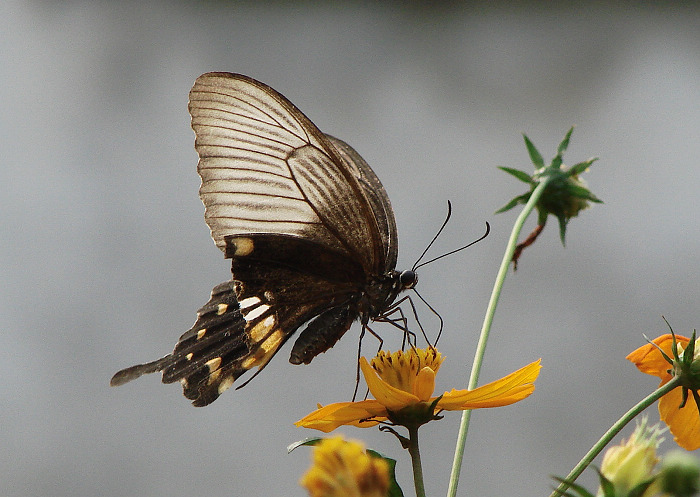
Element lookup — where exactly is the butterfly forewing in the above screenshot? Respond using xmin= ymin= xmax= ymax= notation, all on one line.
xmin=326 ymin=135 xmax=398 ymax=273
xmin=189 ymin=72 xmax=389 ymax=272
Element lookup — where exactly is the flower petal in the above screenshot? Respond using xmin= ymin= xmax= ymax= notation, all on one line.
xmin=360 ymin=357 xmax=420 ymax=410
xmin=626 ymin=334 xmax=689 ymax=381
xmin=659 ymin=386 xmax=700 ymax=451
xmin=295 ymin=400 xmax=387 ymax=433
xmin=414 ymin=366 xmax=436 ymax=402
xmin=437 ymin=360 xmax=541 ymax=410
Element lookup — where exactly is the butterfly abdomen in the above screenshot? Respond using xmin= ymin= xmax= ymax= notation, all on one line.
xmin=289 ymin=305 xmax=355 ymax=365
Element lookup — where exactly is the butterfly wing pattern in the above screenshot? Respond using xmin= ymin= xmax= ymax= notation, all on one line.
xmin=111 ymin=72 xmax=416 ymax=406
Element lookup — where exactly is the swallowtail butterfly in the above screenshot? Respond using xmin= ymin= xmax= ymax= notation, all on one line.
xmin=111 ymin=73 xmax=417 ymax=406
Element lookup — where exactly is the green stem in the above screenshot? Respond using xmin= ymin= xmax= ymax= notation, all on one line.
xmin=408 ymin=425 xmax=426 ymax=497
xmin=447 ymin=179 xmax=552 ymax=497
xmin=549 ymin=377 xmax=681 ymax=497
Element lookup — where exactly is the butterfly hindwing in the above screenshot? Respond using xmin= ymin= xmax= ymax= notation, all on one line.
xmin=226 ymin=234 xmax=366 ymax=365
xmin=158 ymin=281 xmax=247 ymax=406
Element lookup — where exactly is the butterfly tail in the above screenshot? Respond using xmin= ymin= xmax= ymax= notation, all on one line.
xmin=110 ymin=355 xmax=172 ymax=387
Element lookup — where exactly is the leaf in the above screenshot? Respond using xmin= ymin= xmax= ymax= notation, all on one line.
xmin=550 ymin=476 xmax=596 ymax=497
xmin=568 ymin=184 xmax=603 ymax=203
xmin=557 ymin=126 xmax=575 ymax=157
xmin=550 ymin=127 xmax=575 ymax=170
xmin=523 ymin=134 xmax=545 ymax=169
xmin=287 ymin=437 xmax=323 ymax=453
xmin=366 ymin=449 xmax=404 ymax=497
xmin=595 ymin=469 xmax=617 ymax=497
xmin=568 ymin=158 xmax=598 ymax=176
xmin=495 ymin=193 xmax=530 ymax=214
xmin=551 ymin=154 xmax=563 ymax=170
xmin=557 ymin=215 xmax=568 ymax=246
xmin=627 ymin=478 xmax=656 ymax=497
xmin=498 ymin=166 xmax=534 ymax=184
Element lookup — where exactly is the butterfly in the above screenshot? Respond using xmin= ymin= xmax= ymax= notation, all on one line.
xmin=110 ymin=72 xmax=417 ymax=406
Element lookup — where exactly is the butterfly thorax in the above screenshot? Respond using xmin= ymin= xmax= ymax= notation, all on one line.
xmin=360 ymin=269 xmax=417 ymax=323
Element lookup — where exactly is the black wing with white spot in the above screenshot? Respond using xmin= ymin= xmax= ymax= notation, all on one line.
xmin=110 ymin=282 xmax=248 ymax=406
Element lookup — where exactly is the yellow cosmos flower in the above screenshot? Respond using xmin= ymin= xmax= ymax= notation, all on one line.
xmin=627 ymin=333 xmax=700 ymax=451
xmin=296 ymin=347 xmax=541 ymax=432
xmin=299 ymin=436 xmax=389 ymax=497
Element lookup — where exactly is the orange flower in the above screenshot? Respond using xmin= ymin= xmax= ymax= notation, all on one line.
xmin=296 ymin=347 xmax=541 ymax=432
xmin=627 ymin=333 xmax=700 ymax=451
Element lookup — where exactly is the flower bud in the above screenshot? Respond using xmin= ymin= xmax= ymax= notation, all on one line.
xmin=658 ymin=450 xmax=700 ymax=497
xmin=598 ymin=419 xmax=663 ymax=496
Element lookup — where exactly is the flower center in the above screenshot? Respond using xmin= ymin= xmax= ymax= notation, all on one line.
xmin=370 ymin=347 xmax=444 ymax=394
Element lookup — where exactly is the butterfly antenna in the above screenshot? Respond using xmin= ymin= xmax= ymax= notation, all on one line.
xmin=413 ymin=222 xmax=490 ymax=271
xmin=412 ymin=200 xmax=453 ymax=271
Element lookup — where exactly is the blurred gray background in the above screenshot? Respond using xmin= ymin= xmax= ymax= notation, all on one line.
xmin=2 ymin=2 xmax=699 ymax=496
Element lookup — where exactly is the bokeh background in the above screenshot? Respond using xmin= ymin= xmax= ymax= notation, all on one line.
xmin=2 ymin=2 xmax=699 ymax=496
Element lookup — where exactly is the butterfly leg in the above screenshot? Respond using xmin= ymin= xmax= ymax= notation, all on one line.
xmin=408 ymin=288 xmax=444 ymax=346
xmin=351 ymin=323 xmax=386 ymax=401
xmin=380 ymin=292 xmax=444 ymax=348
xmin=374 ymin=298 xmax=419 ymax=349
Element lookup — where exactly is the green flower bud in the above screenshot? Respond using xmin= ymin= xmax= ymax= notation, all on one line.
xmin=659 ymin=450 xmax=700 ymax=497
xmin=496 ymin=127 xmax=601 ymax=267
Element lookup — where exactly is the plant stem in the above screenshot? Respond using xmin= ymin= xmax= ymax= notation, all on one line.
xmin=447 ymin=179 xmax=552 ymax=497
xmin=548 ymin=377 xmax=681 ymax=497
xmin=408 ymin=425 xmax=426 ymax=497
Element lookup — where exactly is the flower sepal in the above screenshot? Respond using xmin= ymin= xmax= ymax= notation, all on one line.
xmin=385 ymin=395 xmax=444 ymax=430
xmin=673 ymin=330 xmax=700 ymax=393
xmin=496 ymin=127 xmax=601 ymax=241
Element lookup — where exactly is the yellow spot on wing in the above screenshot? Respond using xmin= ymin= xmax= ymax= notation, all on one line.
xmin=241 ymin=329 xmax=284 ymax=370
xmin=197 ymin=328 xmax=206 ymax=339
xmin=249 ymin=315 xmax=276 ymax=342
xmin=208 ymin=369 xmax=221 ymax=383
xmin=244 ymin=304 xmax=270 ymax=322
xmin=205 ymin=357 xmax=222 ymax=371
xmin=217 ymin=375 xmax=235 ymax=394
xmin=239 ymin=296 xmax=261 ymax=310
xmin=230 ymin=237 xmax=254 ymax=256
xmin=186 ymin=353 xmax=193 ymax=361
xmin=217 ymin=303 xmax=228 ymax=315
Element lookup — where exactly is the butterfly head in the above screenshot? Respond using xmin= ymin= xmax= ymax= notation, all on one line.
xmin=399 ymin=269 xmax=418 ymax=290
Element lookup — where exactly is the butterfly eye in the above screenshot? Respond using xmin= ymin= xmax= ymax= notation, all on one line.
xmin=399 ymin=270 xmax=417 ymax=289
